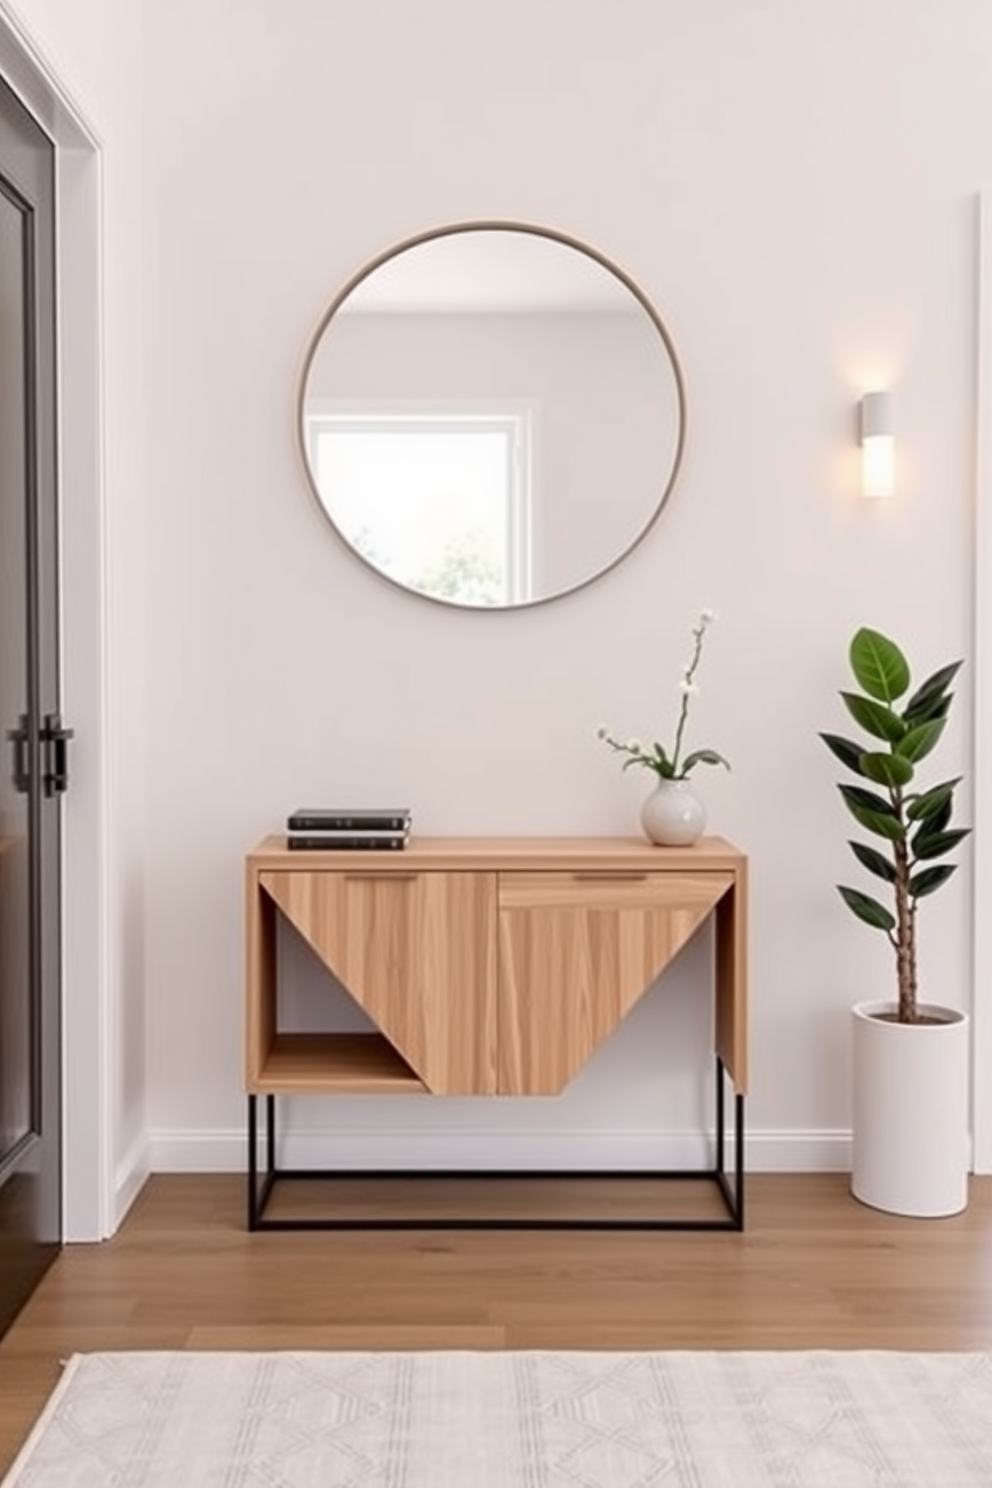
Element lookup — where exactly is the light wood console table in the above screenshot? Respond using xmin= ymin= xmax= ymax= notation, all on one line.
xmin=244 ymin=834 xmax=748 ymax=1231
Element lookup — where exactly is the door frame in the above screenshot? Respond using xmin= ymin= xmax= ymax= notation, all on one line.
xmin=975 ymin=191 xmax=992 ymax=1172
xmin=0 ymin=4 xmax=110 ymax=1237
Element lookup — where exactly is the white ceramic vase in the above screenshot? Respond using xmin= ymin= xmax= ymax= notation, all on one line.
xmin=640 ymin=777 xmax=706 ymax=847
xmin=851 ymin=999 xmax=969 ymax=1217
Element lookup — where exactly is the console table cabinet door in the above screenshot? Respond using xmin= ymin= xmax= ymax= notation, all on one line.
xmin=497 ymin=871 xmax=736 ymax=1094
xmin=258 ymin=869 xmax=497 ymax=1094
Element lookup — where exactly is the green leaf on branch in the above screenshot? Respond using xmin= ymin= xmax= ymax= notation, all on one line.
xmin=896 ymin=717 xmax=946 ymax=764
xmin=906 ymin=778 xmax=961 ymax=822
xmin=820 ymin=733 xmax=869 ymax=775
xmin=903 ymin=662 xmax=962 ymax=722
xmin=911 ymin=826 xmax=971 ymax=861
xmin=680 ymin=748 xmax=731 ymax=772
xmin=909 ymin=863 xmax=958 ymax=898
xmin=848 ymin=840 xmax=897 ymax=882
xmin=839 ymin=784 xmax=900 ymax=817
xmin=841 ymin=692 xmax=907 ymax=743
xmin=849 ymin=628 xmax=911 ymax=703
xmin=838 ymin=884 xmax=897 ymax=930
xmin=622 ymin=756 xmax=657 ymax=774
xmin=920 ymin=799 xmax=952 ymax=836
xmin=858 ymin=751 xmax=915 ymax=789
xmin=904 ymin=692 xmax=953 ymax=727
xmin=838 ymin=785 xmax=906 ymax=841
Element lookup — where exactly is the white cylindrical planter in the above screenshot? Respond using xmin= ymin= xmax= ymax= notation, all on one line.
xmin=851 ymin=1000 xmax=969 ymax=1217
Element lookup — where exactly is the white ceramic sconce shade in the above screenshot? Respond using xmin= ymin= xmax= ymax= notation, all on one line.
xmin=860 ymin=391 xmax=894 ymax=499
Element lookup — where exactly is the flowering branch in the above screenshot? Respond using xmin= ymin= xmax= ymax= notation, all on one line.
xmin=672 ymin=613 xmax=709 ymax=774
xmin=597 ymin=609 xmax=730 ymax=781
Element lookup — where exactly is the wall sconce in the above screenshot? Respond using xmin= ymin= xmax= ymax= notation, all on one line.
xmin=859 ymin=391 xmax=894 ymax=499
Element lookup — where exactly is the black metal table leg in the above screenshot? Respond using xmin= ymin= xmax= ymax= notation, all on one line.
xmin=247 ymin=1094 xmax=277 ymax=1230
xmin=713 ymin=1056 xmax=745 ymax=1230
xmin=246 ymin=1059 xmax=746 ymax=1232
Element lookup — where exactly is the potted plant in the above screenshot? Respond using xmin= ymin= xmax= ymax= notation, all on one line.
xmin=821 ymin=626 xmax=971 ymax=1216
xmin=597 ymin=608 xmax=730 ymax=846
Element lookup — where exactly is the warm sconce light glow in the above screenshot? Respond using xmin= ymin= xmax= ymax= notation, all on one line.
xmin=860 ymin=391 xmax=894 ymax=499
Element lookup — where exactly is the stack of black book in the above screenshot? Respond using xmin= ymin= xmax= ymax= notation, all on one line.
xmin=286 ymin=807 xmax=412 ymax=851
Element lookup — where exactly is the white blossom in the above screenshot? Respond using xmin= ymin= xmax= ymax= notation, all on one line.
xmin=679 ymin=680 xmax=700 ymax=696
xmin=700 ymin=607 xmax=717 ymax=625
xmin=595 ymin=724 xmax=610 ymax=739
xmin=627 ymin=738 xmax=645 ymax=754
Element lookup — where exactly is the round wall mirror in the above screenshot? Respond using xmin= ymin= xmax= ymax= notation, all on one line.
xmin=298 ymin=221 xmax=686 ymax=610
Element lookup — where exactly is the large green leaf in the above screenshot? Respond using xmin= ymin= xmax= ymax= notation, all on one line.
xmin=858 ymin=751 xmax=915 ymax=789
xmin=896 ymin=717 xmax=946 ymax=764
xmin=841 ymin=692 xmax=907 ymax=743
xmin=909 ymin=863 xmax=958 ymax=898
xmin=838 ymin=785 xmax=906 ymax=841
xmin=914 ymin=798 xmax=952 ymax=837
xmin=903 ymin=661 xmax=962 ymax=722
xmin=904 ymin=691 xmax=953 ymax=727
xmin=820 ymin=733 xmax=868 ymax=775
xmin=906 ymin=778 xmax=961 ymax=822
xmin=848 ymin=840 xmax=897 ymax=882
xmin=911 ymin=826 xmax=971 ymax=861
xmin=838 ymin=884 xmax=896 ymax=930
xmin=849 ymin=628 xmax=910 ymax=703
xmin=839 ymin=783 xmax=900 ymax=818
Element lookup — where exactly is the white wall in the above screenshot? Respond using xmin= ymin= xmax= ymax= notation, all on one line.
xmin=12 ymin=0 xmax=992 ymax=1198
xmin=135 ymin=0 xmax=991 ymax=1175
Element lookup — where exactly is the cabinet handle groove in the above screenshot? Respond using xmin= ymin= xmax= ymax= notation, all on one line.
xmin=571 ymin=872 xmax=648 ymax=882
xmin=344 ymin=872 xmax=418 ymax=882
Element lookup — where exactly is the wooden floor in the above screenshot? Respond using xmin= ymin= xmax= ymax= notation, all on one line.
xmin=2 ymin=1171 xmax=992 ymax=1474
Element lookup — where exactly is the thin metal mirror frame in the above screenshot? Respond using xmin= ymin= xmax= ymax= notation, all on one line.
xmin=297 ymin=219 xmax=688 ymax=611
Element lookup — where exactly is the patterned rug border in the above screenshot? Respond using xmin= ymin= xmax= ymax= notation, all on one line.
xmin=3 ymin=1353 xmax=85 ymax=1486
xmin=6 ymin=1348 xmax=992 ymax=1487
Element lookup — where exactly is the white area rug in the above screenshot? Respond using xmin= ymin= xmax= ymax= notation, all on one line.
xmin=4 ymin=1350 xmax=992 ymax=1486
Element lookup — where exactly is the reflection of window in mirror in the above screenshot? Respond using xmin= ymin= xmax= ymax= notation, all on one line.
xmin=306 ymin=405 xmax=533 ymax=606
xmin=299 ymin=223 xmax=687 ymax=609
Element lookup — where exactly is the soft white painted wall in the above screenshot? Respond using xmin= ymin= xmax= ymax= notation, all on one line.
xmin=134 ymin=0 xmax=992 ymax=1175
xmin=9 ymin=0 xmax=992 ymax=1202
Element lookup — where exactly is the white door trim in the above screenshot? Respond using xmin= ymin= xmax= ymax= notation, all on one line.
xmin=0 ymin=3 xmax=111 ymax=1236
xmin=974 ymin=190 xmax=992 ymax=1173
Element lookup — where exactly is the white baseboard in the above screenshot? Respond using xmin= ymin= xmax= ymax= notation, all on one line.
xmin=114 ymin=1133 xmax=150 ymax=1232
xmin=144 ymin=1125 xmax=854 ymax=1175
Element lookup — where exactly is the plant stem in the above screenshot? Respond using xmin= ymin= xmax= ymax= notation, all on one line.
xmin=891 ymin=786 xmax=916 ymax=1022
xmin=671 ymin=623 xmax=704 ymax=775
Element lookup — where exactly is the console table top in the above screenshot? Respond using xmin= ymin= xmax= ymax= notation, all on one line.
xmin=248 ymin=834 xmax=746 ymax=873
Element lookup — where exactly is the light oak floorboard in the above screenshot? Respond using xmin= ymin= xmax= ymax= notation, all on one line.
xmin=2 ymin=1172 xmax=992 ymax=1475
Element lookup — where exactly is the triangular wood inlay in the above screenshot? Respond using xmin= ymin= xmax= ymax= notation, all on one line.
xmin=498 ymin=872 xmax=734 ymax=1094
xmin=260 ymin=869 xmax=497 ymax=1094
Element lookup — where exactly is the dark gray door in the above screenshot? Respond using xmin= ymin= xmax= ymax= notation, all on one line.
xmin=0 ymin=73 xmax=63 ymax=1337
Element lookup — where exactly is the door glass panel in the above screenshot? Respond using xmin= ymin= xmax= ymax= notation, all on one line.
xmin=0 ymin=185 xmax=30 ymax=1164
xmin=0 ymin=73 xmax=61 ymax=1335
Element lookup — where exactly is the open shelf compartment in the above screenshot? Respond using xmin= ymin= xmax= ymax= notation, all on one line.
xmin=252 ymin=1033 xmax=427 ymax=1095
